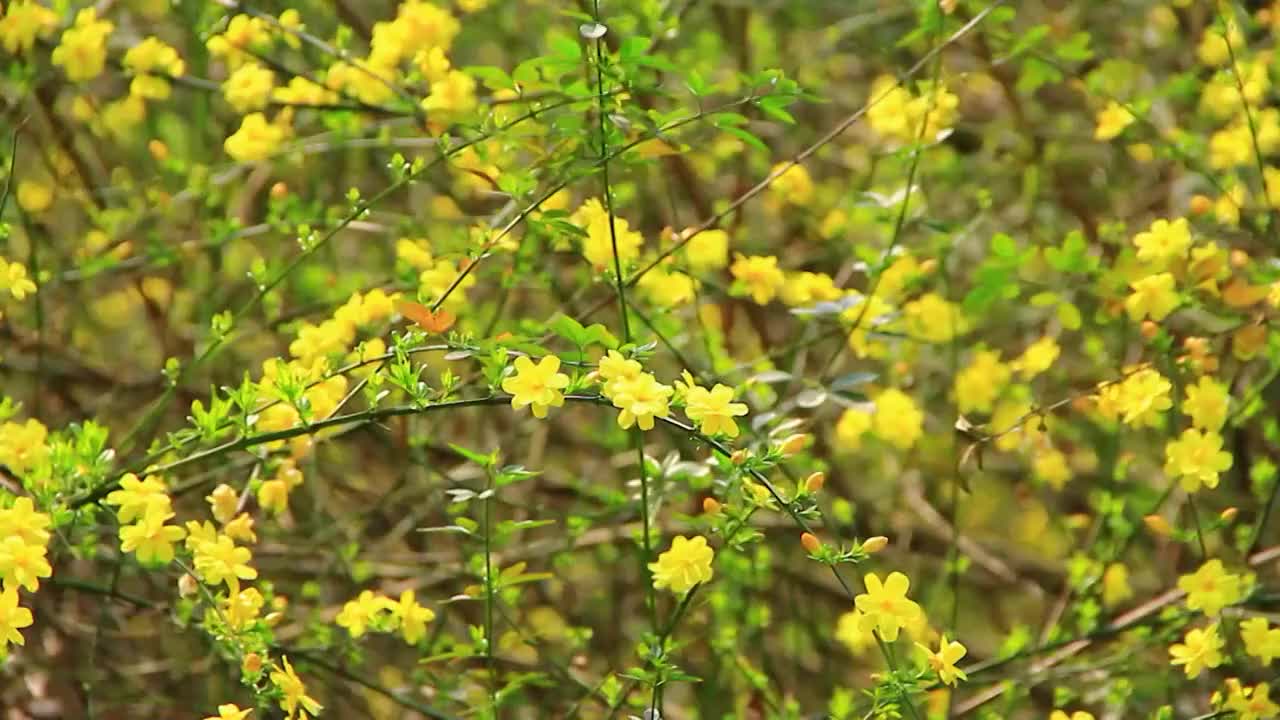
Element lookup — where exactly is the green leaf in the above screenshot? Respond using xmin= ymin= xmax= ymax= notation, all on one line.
xmin=719 ymin=126 xmax=768 ymax=153
xmin=464 ymin=65 xmax=514 ymax=90
xmin=548 ymin=313 xmax=589 ymax=346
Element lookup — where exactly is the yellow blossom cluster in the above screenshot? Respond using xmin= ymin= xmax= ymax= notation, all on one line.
xmin=336 ymin=588 xmax=436 ymax=645
xmin=0 ymin=497 xmax=52 ymax=653
xmin=833 ymin=387 xmax=924 ymax=452
xmin=866 ymin=74 xmax=959 ymax=145
xmin=106 ymin=473 xmax=186 ymax=566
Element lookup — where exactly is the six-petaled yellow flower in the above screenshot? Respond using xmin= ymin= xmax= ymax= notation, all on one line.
xmin=649 ymin=535 xmax=714 ymax=595
xmin=502 ymin=355 xmax=570 ymax=419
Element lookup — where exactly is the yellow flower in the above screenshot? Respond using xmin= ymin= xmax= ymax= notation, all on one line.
xmin=224 ymin=513 xmax=257 ymax=544
xmin=393 ymin=589 xmax=436 ymax=645
xmin=273 ymin=76 xmax=338 ymax=106
xmin=1033 ymin=448 xmax=1071 ymax=490
xmin=223 ymin=63 xmax=276 ymax=113
xmin=1102 ymin=563 xmax=1133 ymax=608
xmin=1169 ymin=623 xmax=1224 ymax=678
xmin=0 ymin=584 xmax=33 ymax=649
xmin=681 ymin=228 xmax=730 ymax=272
xmin=1198 ymin=23 xmax=1243 ymax=67
xmin=0 ymin=498 xmax=50 ymax=548
xmin=422 ymin=69 xmax=477 ymax=118
xmin=105 ymin=473 xmax=170 ymax=523
xmin=418 ymin=257 xmax=476 ymax=310
xmin=854 ymin=571 xmax=923 ymax=642
xmin=916 ymin=634 xmax=968 ymax=686
xmin=1014 ymin=336 xmax=1060 ymax=379
xmin=225 ymin=113 xmax=288 ymax=162
xmin=16 ymin=181 xmax=51 ymax=213
xmin=1225 ymin=680 xmax=1280 ymax=720
xmin=780 ymin=271 xmax=841 ymax=307
xmin=638 ymin=267 xmax=697 ymax=307
xmin=336 ymin=590 xmax=396 ymax=638
xmin=955 ymin=349 xmax=1010 ymax=413
xmin=768 ymin=162 xmax=814 ymax=205
xmin=1165 ymin=428 xmax=1233 ymax=492
xmin=1094 ymin=101 xmax=1134 ymax=141
xmin=119 ymin=507 xmax=186 ymax=566
xmin=683 ymin=383 xmax=748 ymax=437
xmin=51 ymin=8 xmax=114 ymax=82
xmin=1133 ymin=218 xmax=1192 ymax=267
xmin=1241 ymin=617 xmax=1280 ymax=665
xmin=193 ymin=534 xmax=258 ymax=591
xmin=730 ymin=254 xmax=785 ymax=305
xmin=903 ymin=292 xmax=966 ymax=343
xmin=207 ymin=15 xmax=270 ymax=70
xmin=123 ymin=37 xmax=185 ymax=76
xmin=0 ymin=1 xmax=59 ymax=54
xmin=597 ymin=350 xmax=643 ymax=395
xmin=270 ymin=656 xmax=323 ymax=719
xmin=1184 ymin=376 xmax=1229 ymax=431
xmin=834 ymin=407 xmax=873 ymax=451
xmin=582 ymin=211 xmax=644 ymax=270
xmin=501 ymin=355 xmax=570 ymax=419
xmin=648 ymin=535 xmax=714 ymax=595
xmin=258 ymin=479 xmax=289 ymax=515
xmin=204 ymin=704 xmax=252 ymax=720
xmin=1116 ymin=368 xmax=1172 ymax=428
xmin=222 ymin=587 xmax=265 ymax=630
xmin=1125 ymin=273 xmax=1179 ymax=321
xmin=609 ymin=372 xmax=673 ymax=431
xmin=207 ymin=483 xmax=239 ymax=525
xmin=835 ymin=608 xmax=876 ymax=655
xmin=1178 ymin=559 xmax=1243 ymax=617
xmin=0 ymin=535 xmax=50 ymax=591
xmin=0 ymin=257 xmax=37 ymax=300
xmin=873 ymin=388 xmax=924 ymax=450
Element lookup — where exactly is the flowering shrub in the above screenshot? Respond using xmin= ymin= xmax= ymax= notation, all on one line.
xmin=3 ymin=0 xmax=1280 ymax=718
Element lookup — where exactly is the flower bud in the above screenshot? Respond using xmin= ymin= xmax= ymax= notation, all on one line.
xmin=178 ymin=573 xmax=198 ymax=598
xmin=270 ymin=181 xmax=289 ymax=200
xmin=1231 ymin=249 xmax=1251 ymax=268
xmin=800 ymin=532 xmax=822 ymax=553
xmin=779 ymin=433 xmax=811 ymax=457
xmin=804 ymin=472 xmax=826 ymax=493
xmin=148 ymin=140 xmax=169 ymax=161
xmin=1221 ymin=507 xmax=1239 ymax=522
xmin=730 ymin=449 xmax=749 ymax=465
xmin=1189 ymin=194 xmax=1212 ymax=215
xmin=1140 ymin=321 xmax=1159 ymax=339
xmin=702 ymin=497 xmax=722 ymax=515
xmin=861 ymin=536 xmax=889 ymax=554
xmin=242 ymin=653 xmax=262 ymax=673
xmin=1144 ymin=514 xmax=1173 ymax=537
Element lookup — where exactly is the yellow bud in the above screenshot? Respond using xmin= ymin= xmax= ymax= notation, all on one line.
xmin=1232 ymin=249 xmax=1251 ymax=268
xmin=1189 ymin=194 xmax=1212 ymax=215
xmin=730 ymin=449 xmax=749 ymax=465
xmin=800 ymin=532 xmax=822 ymax=553
xmin=805 ymin=471 xmax=826 ymax=493
xmin=1140 ymin=320 xmax=1159 ymax=339
xmin=178 ymin=573 xmax=198 ymax=598
xmin=919 ymin=259 xmax=938 ymax=274
xmin=779 ymin=433 xmax=811 ymax=456
xmin=242 ymin=653 xmax=263 ymax=673
xmin=1221 ymin=507 xmax=1239 ymax=522
xmin=264 ymin=611 xmax=284 ymax=627
xmin=861 ymin=536 xmax=889 ymax=554
xmin=148 ymin=140 xmax=169 ymax=161
xmin=270 ymin=181 xmax=288 ymax=199
xmin=1144 ymin=514 xmax=1173 ymax=537
xmin=702 ymin=497 xmax=722 ymax=515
